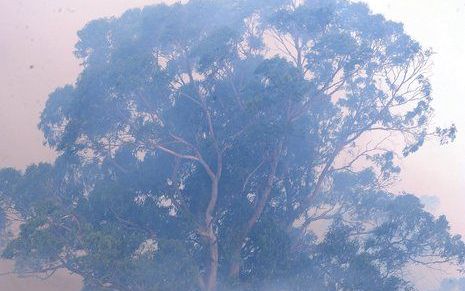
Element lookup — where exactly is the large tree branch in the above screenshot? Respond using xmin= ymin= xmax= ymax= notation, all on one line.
xmin=228 ymin=141 xmax=283 ymax=278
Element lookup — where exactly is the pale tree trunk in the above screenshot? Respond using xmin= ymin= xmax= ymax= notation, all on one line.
xmin=205 ymin=178 xmax=220 ymax=291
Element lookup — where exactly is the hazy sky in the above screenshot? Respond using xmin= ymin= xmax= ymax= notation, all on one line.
xmin=362 ymin=0 xmax=465 ymax=235
xmin=0 ymin=0 xmax=464 ymax=290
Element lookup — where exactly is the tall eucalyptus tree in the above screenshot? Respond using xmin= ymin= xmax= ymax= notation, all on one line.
xmin=0 ymin=1 xmax=462 ymax=290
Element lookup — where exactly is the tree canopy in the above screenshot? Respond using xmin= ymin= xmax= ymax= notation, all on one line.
xmin=0 ymin=0 xmax=462 ymax=290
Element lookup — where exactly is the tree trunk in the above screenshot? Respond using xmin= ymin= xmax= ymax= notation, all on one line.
xmin=206 ymin=227 xmax=219 ymax=291
xmin=205 ymin=173 xmax=221 ymax=291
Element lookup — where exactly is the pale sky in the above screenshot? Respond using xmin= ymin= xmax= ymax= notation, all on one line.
xmin=362 ymin=0 xmax=465 ymax=236
xmin=0 ymin=0 xmax=464 ymax=290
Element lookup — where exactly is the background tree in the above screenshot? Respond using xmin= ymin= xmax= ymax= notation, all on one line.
xmin=0 ymin=0 xmax=462 ymax=290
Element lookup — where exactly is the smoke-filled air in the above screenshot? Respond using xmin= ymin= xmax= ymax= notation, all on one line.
xmin=1 ymin=0 xmax=464 ymax=290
